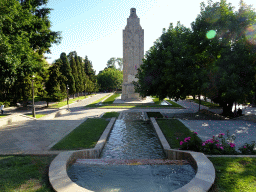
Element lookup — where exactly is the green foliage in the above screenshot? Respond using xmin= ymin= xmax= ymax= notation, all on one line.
xmin=135 ymin=0 xmax=256 ymax=114
xmin=60 ymin=52 xmax=76 ymax=94
xmin=97 ymin=67 xmax=123 ymax=91
xmin=0 ymin=0 xmax=61 ymax=105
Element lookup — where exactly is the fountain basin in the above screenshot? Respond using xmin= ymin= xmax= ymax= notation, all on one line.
xmin=49 ymin=117 xmax=215 ymax=192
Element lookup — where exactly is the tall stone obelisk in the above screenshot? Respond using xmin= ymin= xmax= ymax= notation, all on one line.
xmin=121 ymin=8 xmax=144 ymax=100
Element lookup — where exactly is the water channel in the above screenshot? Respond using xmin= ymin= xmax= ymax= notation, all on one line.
xmin=67 ymin=112 xmax=196 ymax=192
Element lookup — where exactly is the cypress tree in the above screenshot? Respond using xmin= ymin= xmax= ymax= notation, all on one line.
xmin=60 ymin=52 xmax=76 ymax=96
xmin=68 ymin=52 xmax=79 ymax=97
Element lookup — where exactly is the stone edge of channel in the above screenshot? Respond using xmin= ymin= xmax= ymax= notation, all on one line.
xmin=150 ymin=117 xmax=215 ymax=192
xmin=48 ymin=117 xmax=116 ymax=192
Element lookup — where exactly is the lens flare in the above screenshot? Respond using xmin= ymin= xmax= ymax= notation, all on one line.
xmin=245 ymin=24 xmax=256 ymax=45
xmin=206 ymin=30 xmax=217 ymax=39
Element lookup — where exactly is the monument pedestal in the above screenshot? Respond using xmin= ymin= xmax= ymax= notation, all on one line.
xmin=121 ymin=83 xmax=141 ymax=100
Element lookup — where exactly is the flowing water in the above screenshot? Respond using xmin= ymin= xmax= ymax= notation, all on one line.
xmin=67 ymin=112 xmax=196 ymax=192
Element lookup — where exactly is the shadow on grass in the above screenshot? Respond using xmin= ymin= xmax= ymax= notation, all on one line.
xmin=0 ymin=155 xmax=56 ymax=192
xmin=208 ymin=157 xmax=256 ymax=192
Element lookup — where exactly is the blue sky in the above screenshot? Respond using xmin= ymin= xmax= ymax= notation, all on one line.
xmin=44 ymin=0 xmax=256 ymax=74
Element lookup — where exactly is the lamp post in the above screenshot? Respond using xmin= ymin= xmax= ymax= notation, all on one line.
xmin=85 ymin=84 xmax=87 ymax=96
xmin=32 ymin=75 xmax=35 ymax=118
xmin=67 ymin=85 xmax=70 ymax=110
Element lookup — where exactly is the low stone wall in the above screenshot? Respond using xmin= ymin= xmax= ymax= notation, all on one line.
xmin=49 ymin=117 xmax=116 ymax=192
xmin=150 ymin=117 xmax=215 ymax=192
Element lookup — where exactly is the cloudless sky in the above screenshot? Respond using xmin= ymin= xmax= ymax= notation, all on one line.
xmin=44 ymin=0 xmax=256 ymax=74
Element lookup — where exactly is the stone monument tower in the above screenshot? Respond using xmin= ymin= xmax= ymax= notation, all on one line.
xmin=121 ymin=8 xmax=144 ymax=100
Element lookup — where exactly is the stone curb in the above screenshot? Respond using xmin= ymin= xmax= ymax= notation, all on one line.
xmin=48 ymin=117 xmax=116 ymax=192
xmin=150 ymin=117 xmax=215 ymax=192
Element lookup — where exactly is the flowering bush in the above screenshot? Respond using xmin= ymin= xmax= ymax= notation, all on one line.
xmin=177 ymin=130 xmax=243 ymax=155
xmin=238 ymin=141 xmax=256 ymax=155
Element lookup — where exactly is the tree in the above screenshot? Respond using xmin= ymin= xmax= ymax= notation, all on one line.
xmin=97 ymin=67 xmax=123 ymax=92
xmin=105 ymin=57 xmax=123 ymax=71
xmin=106 ymin=57 xmax=117 ymax=69
xmin=45 ymin=60 xmax=67 ymax=103
xmin=60 ymin=52 xmax=76 ymax=95
xmin=84 ymin=55 xmax=98 ymax=93
xmin=134 ymin=0 xmax=256 ymax=116
xmin=134 ymin=22 xmax=195 ymax=101
xmin=191 ymin=0 xmax=256 ymax=115
xmin=68 ymin=51 xmax=79 ymax=98
xmin=0 ymin=0 xmax=61 ymax=105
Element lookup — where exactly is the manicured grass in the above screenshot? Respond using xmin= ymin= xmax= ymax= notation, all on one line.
xmin=156 ymin=119 xmax=203 ymax=149
xmin=50 ymin=95 xmax=89 ymax=108
xmin=103 ymin=93 xmax=121 ymax=104
xmin=147 ymin=112 xmax=164 ymax=118
xmin=0 ymin=155 xmax=56 ymax=192
xmin=188 ymin=98 xmax=221 ymax=108
xmin=51 ymin=118 xmax=109 ymax=150
xmin=85 ymin=94 xmax=111 ymax=107
xmin=101 ymin=112 xmax=119 ymax=118
xmin=25 ymin=114 xmax=47 ymax=118
xmin=0 ymin=114 xmax=9 ymax=118
xmin=208 ymin=157 xmax=256 ymax=192
xmin=164 ymin=99 xmax=183 ymax=107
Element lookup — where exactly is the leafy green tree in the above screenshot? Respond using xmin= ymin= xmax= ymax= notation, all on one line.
xmin=0 ymin=0 xmax=61 ymax=105
xmin=60 ymin=52 xmax=76 ymax=95
xmin=97 ymin=67 xmax=123 ymax=92
xmin=134 ymin=22 xmax=195 ymax=101
xmin=191 ymin=0 xmax=256 ymax=115
xmin=116 ymin=57 xmax=123 ymax=71
xmin=45 ymin=60 xmax=67 ymax=103
xmin=106 ymin=57 xmax=117 ymax=69
xmin=84 ymin=55 xmax=98 ymax=93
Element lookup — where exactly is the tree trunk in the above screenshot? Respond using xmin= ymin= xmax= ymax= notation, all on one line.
xmin=222 ymin=101 xmax=234 ymax=116
xmin=47 ymin=101 xmax=49 ymax=107
xmin=193 ymin=95 xmax=195 ymax=100
xmin=199 ymin=95 xmax=201 ymax=112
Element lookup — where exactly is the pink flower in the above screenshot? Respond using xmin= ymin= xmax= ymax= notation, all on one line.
xmin=194 ymin=132 xmax=198 ymax=135
xmin=220 ymin=146 xmax=224 ymax=150
xmin=244 ymin=146 xmax=247 ymax=148
xmin=216 ymin=140 xmax=219 ymax=143
xmin=202 ymin=143 xmax=206 ymax=146
xmin=229 ymin=143 xmax=236 ymax=148
xmin=216 ymin=144 xmax=220 ymax=148
xmin=180 ymin=141 xmax=184 ymax=145
xmin=213 ymin=135 xmax=215 ymax=138
xmin=176 ymin=138 xmax=179 ymax=140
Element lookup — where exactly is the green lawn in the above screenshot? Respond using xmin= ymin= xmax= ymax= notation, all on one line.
xmin=51 ymin=118 xmax=109 ymax=150
xmin=188 ymin=98 xmax=221 ymax=108
xmin=0 ymin=155 xmax=56 ymax=192
xmin=156 ymin=119 xmax=202 ymax=148
xmin=102 ymin=93 xmax=121 ymax=104
xmin=84 ymin=94 xmax=111 ymax=108
xmin=208 ymin=157 xmax=256 ymax=192
xmin=101 ymin=112 xmax=119 ymax=118
xmin=50 ymin=95 xmax=89 ymax=108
